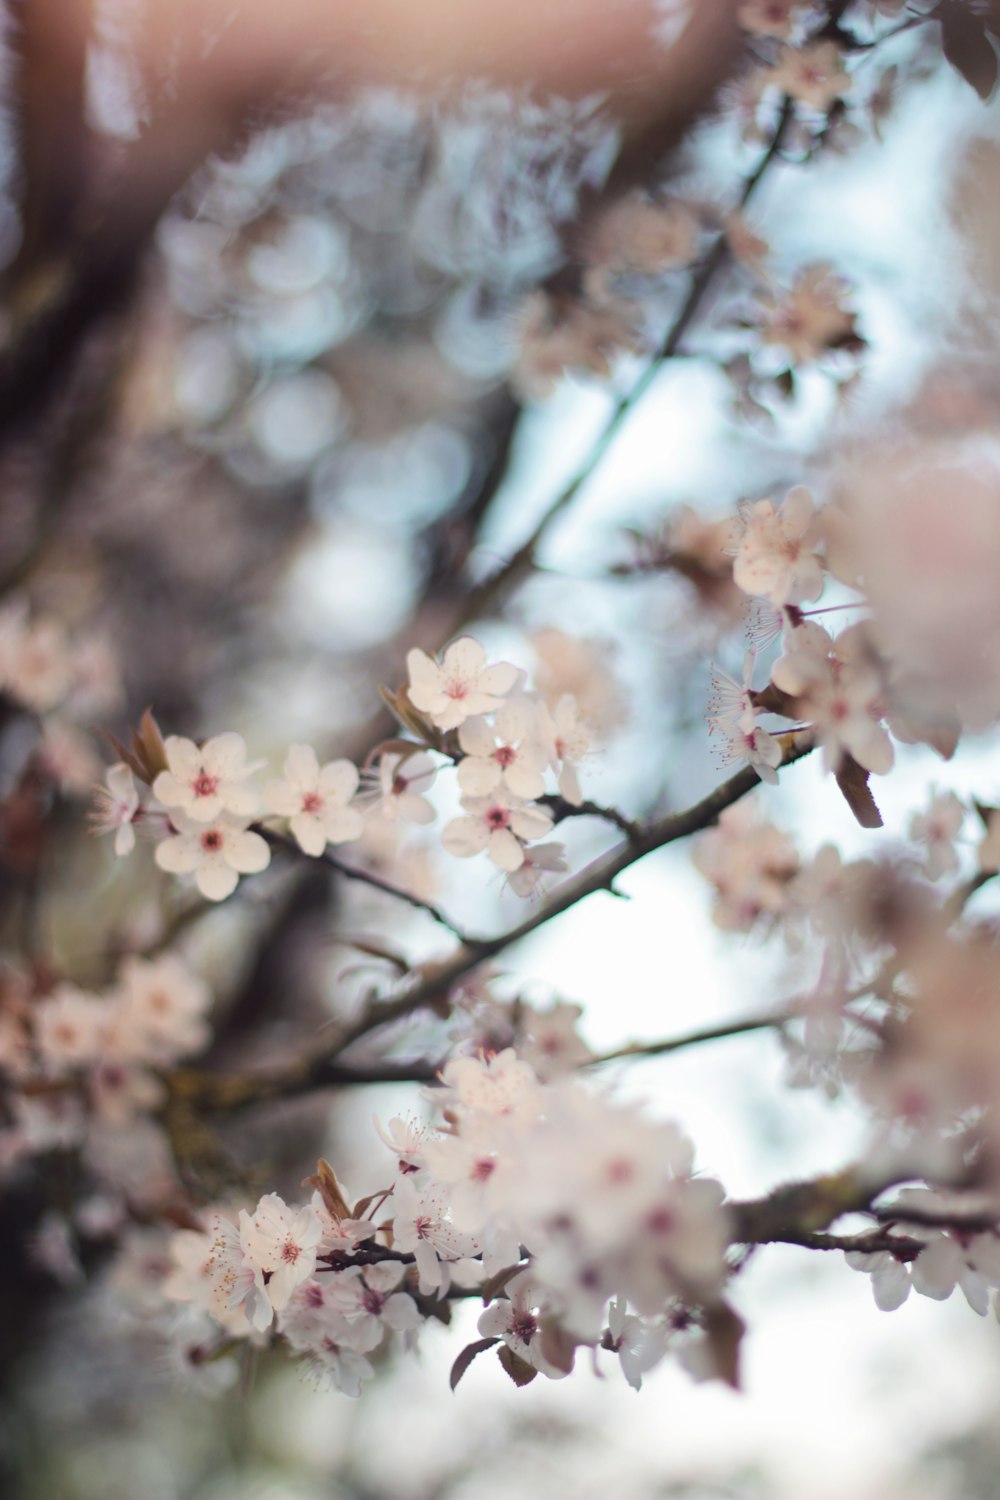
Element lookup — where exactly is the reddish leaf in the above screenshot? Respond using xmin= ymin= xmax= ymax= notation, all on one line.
xmin=497 ymin=1344 xmax=538 ymax=1387
xmin=703 ymin=1302 xmax=746 ymax=1391
xmin=938 ymin=2 xmax=999 ymax=99
xmin=835 ymin=755 xmax=883 ymax=829
xmin=479 ymin=1262 xmax=527 ymax=1305
xmin=449 ymin=1336 xmax=499 ymax=1391
xmin=301 ymin=1158 xmax=352 ymax=1221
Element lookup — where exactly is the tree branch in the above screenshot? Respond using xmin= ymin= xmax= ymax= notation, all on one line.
xmin=175 ymin=738 xmax=815 ymax=1112
xmin=453 ymin=94 xmax=796 ymax=629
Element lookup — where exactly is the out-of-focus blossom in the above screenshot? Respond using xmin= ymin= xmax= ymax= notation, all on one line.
xmin=734 ymin=488 xmax=823 ymax=606
xmin=766 ymin=42 xmax=851 ymax=111
xmin=759 ymin=264 xmax=858 ymax=363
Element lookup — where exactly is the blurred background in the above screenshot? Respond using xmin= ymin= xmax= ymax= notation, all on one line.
xmin=2 ymin=1 xmax=1000 ymax=1497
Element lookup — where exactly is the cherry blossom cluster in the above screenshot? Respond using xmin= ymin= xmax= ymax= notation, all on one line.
xmin=0 ymin=593 xmax=123 ymax=796
xmin=91 ymin=635 xmax=599 ymax=902
xmin=846 ymin=1188 xmax=1000 ymax=1319
xmin=162 ymin=1045 xmax=732 ymax=1395
xmin=0 ymin=952 xmax=211 ymax=1168
xmin=692 ymin=787 xmax=1000 ymax=1172
xmin=711 ymin=438 xmax=1000 ymax=797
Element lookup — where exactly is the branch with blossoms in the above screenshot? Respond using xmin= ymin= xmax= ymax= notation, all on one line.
xmin=6 ymin=0 xmax=1000 ymax=1426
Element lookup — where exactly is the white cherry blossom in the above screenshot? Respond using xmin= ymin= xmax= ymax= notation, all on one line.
xmin=506 ymin=841 xmax=568 ymax=898
xmin=733 ymin=488 xmax=823 ymax=607
xmin=442 ymin=790 xmax=554 ymax=872
xmin=771 ymin=622 xmax=893 ymax=776
xmin=238 ymin=1193 xmax=322 ymax=1315
xmin=390 ymin=1176 xmax=480 ymax=1292
xmin=370 ymin=750 xmax=437 ymax=824
xmin=265 ymin=744 xmax=363 ymax=855
xmin=457 ymin=699 xmax=549 ymax=801
xmin=155 ymin=810 xmax=271 ymax=901
xmin=325 ymin=1261 xmax=420 ymax=1345
xmin=909 ymin=791 xmax=965 ymax=880
xmin=112 ymin=953 xmax=212 ymax=1064
xmin=89 ymin=763 xmax=141 ymax=856
xmin=35 ymin=985 xmax=107 ymax=1072
xmin=707 ymin=656 xmax=782 ymax=785
xmin=540 ymin=694 xmax=592 ymax=805
xmin=153 ymin=732 xmax=263 ymax=824
xmin=406 ymin=636 xmax=519 ymax=731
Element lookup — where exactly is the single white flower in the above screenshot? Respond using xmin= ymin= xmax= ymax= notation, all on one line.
xmin=239 ymin=1193 xmax=323 ymax=1315
xmin=406 ymin=637 xmax=519 ymax=731
xmin=370 ymin=750 xmax=437 ymax=825
xmin=909 ymin=791 xmax=965 ymax=881
xmin=155 ymin=811 xmax=271 ymax=901
xmin=734 ymin=488 xmax=824 ymax=607
xmin=506 ymin=841 xmax=568 ymax=898
xmin=443 ymin=790 xmax=554 ymax=873
xmin=457 ymin=699 xmax=549 ymax=801
xmin=265 ymin=745 xmax=363 ymax=855
xmin=707 ymin=655 xmax=782 ymax=785
xmin=540 ymin=695 xmax=592 ymax=805
xmin=153 ymin=732 xmax=264 ymax=824
xmin=89 ymin=763 xmax=141 ymax=856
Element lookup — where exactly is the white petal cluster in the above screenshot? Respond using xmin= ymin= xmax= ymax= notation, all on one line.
xmin=265 ymin=744 xmax=364 ymax=856
xmin=406 ymin=637 xmax=519 ymax=731
xmin=734 ymin=488 xmax=823 ymax=607
xmin=155 ymin=810 xmax=271 ymax=901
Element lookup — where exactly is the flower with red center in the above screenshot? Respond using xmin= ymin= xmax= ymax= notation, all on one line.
xmin=238 ymin=1193 xmax=322 ymax=1315
xmin=153 ymin=731 xmax=264 ymax=824
xmin=89 ymin=763 xmax=141 ymax=857
xmin=406 ymin=636 xmax=519 ymax=731
xmin=155 ymin=810 xmax=271 ymax=901
xmin=265 ymin=744 xmax=364 ymax=855
xmin=442 ymin=790 xmax=553 ymax=872
xmin=457 ymin=698 xmax=550 ymax=800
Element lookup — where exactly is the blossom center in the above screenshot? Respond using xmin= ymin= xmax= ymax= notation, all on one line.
xmin=192 ymin=772 xmax=219 ymax=799
xmin=511 ymin=1312 xmax=537 ymax=1343
xmin=301 ymin=791 xmax=324 ymax=815
xmin=493 ymin=745 xmax=517 ymax=768
xmin=200 ymin=830 xmax=224 ymax=852
xmin=485 ymin=807 xmax=510 ymax=830
xmin=280 ymin=1238 xmax=301 ymax=1263
xmin=443 ymin=678 xmax=469 ymax=701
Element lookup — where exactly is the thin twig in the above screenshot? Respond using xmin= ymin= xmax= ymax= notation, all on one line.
xmin=261 ymin=828 xmax=475 ymax=944
xmin=177 ymin=739 xmax=815 ymax=1112
xmin=454 ymin=96 xmax=796 ymax=629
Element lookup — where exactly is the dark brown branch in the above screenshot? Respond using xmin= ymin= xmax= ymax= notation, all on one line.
xmin=175 ymin=737 xmax=815 ymax=1112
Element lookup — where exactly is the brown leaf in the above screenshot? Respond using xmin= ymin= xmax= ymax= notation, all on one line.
xmin=479 ymin=1262 xmax=527 ymax=1305
xmin=938 ymin=1 xmax=999 ymax=100
xmin=703 ymin=1301 xmax=746 ymax=1390
xmin=135 ymin=707 xmax=169 ymax=779
xmin=301 ymin=1158 xmax=352 ymax=1221
xmin=497 ymin=1344 xmax=538 ymax=1387
xmin=538 ymin=1318 xmax=577 ymax=1375
xmin=835 ymin=754 xmax=883 ymax=829
xmin=449 ymin=1336 xmax=499 ymax=1391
